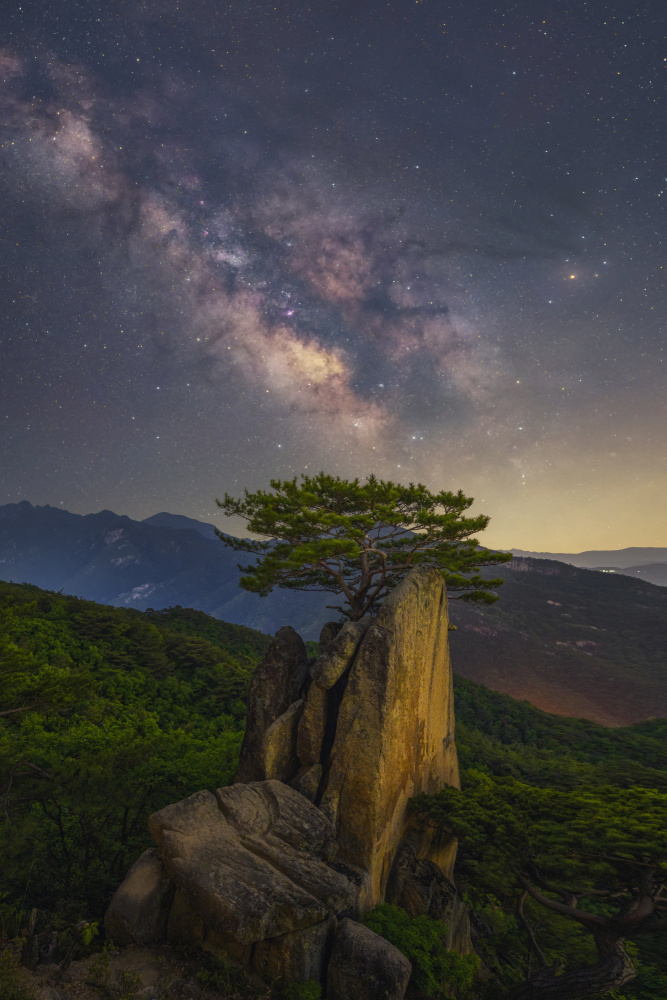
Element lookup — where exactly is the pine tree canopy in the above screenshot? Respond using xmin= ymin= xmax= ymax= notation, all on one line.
xmin=215 ymin=472 xmax=512 ymax=620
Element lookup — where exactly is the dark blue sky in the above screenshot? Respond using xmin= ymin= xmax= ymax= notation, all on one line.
xmin=1 ymin=0 xmax=665 ymax=549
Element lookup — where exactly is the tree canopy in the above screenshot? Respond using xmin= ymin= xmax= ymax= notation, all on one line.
xmin=403 ymin=678 xmax=667 ymax=999
xmin=0 ymin=582 xmax=269 ymax=928
xmin=216 ymin=472 xmax=511 ymax=619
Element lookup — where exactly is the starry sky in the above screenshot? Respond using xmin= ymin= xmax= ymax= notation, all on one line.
xmin=1 ymin=0 xmax=665 ymax=551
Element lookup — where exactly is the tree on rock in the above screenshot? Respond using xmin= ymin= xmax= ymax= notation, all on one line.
xmin=215 ymin=472 xmax=511 ymax=620
xmin=412 ymin=773 xmax=667 ymax=1000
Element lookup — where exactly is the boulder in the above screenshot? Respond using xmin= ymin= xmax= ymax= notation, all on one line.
xmin=384 ymin=840 xmax=471 ymax=951
xmin=445 ymin=894 xmax=474 ymax=955
xmin=319 ymin=566 xmax=460 ymax=903
xmin=22 ymin=930 xmax=59 ymax=968
xmin=326 ymin=918 xmax=412 ymax=1000
xmin=238 ymin=627 xmax=309 ymax=782
xmin=258 ymin=698 xmax=304 ymax=781
xmin=167 ymin=980 xmax=202 ymax=1000
xmin=167 ymin=890 xmax=205 ymax=946
xmin=148 ymin=780 xmax=358 ymax=946
xmin=105 ymin=848 xmax=174 ymax=946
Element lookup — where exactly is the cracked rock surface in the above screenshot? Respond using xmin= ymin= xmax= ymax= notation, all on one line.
xmin=147 ymin=780 xmax=358 ymax=945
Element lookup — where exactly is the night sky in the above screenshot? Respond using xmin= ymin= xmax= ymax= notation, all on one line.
xmin=1 ymin=1 xmax=665 ymax=551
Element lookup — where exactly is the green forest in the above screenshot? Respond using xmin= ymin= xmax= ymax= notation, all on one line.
xmin=1 ymin=579 xmax=666 ymax=999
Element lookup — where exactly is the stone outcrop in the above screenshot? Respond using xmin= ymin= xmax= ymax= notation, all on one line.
xmin=326 ymin=918 xmax=412 ymax=1000
xmin=296 ymin=682 xmax=328 ymax=770
xmin=298 ymin=565 xmax=459 ymax=903
xmin=107 ymin=566 xmax=468 ymax=999
xmin=252 ymin=915 xmax=337 ymax=986
xmin=149 ymin=780 xmax=357 ymax=945
xmin=237 ymin=626 xmax=309 ymax=782
xmin=310 ymin=618 xmax=371 ymax=689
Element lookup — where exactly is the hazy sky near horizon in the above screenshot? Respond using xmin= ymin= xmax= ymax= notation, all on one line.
xmin=1 ymin=0 xmax=665 ymax=551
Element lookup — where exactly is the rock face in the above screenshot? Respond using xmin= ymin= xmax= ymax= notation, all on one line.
xmin=257 ymin=698 xmax=304 ymax=782
xmin=307 ymin=565 xmax=460 ymax=902
xmin=148 ymin=780 xmax=357 ymax=945
xmin=107 ymin=566 xmax=467 ymax=997
xmin=310 ymin=619 xmax=370 ymax=689
xmin=237 ymin=626 xmax=309 ymax=782
xmin=252 ymin=915 xmax=337 ymax=985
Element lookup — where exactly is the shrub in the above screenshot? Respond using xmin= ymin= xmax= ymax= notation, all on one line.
xmin=364 ymin=903 xmax=479 ymax=999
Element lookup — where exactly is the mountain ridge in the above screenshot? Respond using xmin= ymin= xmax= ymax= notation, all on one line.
xmin=2 ymin=502 xmax=666 ymax=725
xmin=0 ymin=501 xmax=330 ymax=638
xmin=142 ymin=510 xmax=220 ymax=541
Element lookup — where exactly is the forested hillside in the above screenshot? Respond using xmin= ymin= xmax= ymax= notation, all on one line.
xmin=450 ymin=557 xmax=667 ymax=725
xmin=5 ymin=504 xmax=667 ymax=728
xmin=419 ymin=681 xmax=667 ymax=999
xmin=1 ymin=582 xmax=666 ymax=998
xmin=0 ymin=580 xmax=270 ymax=928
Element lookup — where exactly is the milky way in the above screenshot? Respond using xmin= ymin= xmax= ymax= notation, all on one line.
xmin=1 ymin=1 xmax=665 ymax=549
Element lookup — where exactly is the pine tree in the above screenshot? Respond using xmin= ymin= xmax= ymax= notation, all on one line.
xmin=216 ymin=472 xmax=511 ymax=620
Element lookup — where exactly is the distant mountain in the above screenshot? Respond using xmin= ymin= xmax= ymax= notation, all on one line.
xmin=142 ymin=511 xmax=219 ymax=542
xmin=0 ymin=502 xmax=330 ymax=638
xmin=591 ymin=563 xmax=667 ymax=587
xmin=2 ymin=503 xmax=666 ymax=724
xmin=511 ymin=545 xmax=667 ymax=586
xmin=449 ymin=557 xmax=667 ymax=726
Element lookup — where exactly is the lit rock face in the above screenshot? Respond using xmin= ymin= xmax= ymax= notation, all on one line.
xmin=310 ymin=619 xmax=371 ymax=689
xmin=304 ymin=565 xmax=460 ymax=903
xmin=257 ymin=698 xmax=304 ymax=782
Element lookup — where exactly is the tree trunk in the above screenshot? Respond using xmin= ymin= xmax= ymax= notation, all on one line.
xmin=506 ymin=932 xmax=636 ymax=1000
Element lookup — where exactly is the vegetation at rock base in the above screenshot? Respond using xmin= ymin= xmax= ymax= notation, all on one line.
xmin=179 ymin=947 xmax=323 ymax=1000
xmin=2 ymin=580 xmax=667 ymax=998
xmin=413 ymin=680 xmax=667 ymax=999
xmin=216 ymin=473 xmax=511 ymax=619
xmin=365 ymin=904 xmax=480 ymax=999
xmin=281 ymin=982 xmax=323 ymax=1000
